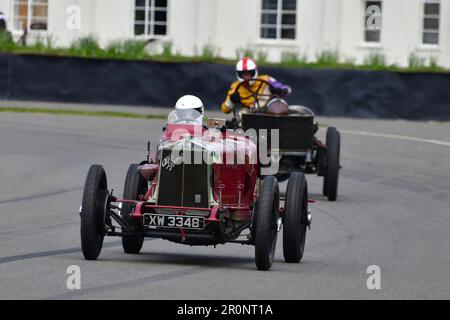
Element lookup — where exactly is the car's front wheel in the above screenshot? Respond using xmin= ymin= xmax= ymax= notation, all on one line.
xmin=283 ymin=172 xmax=308 ymax=263
xmin=254 ymin=176 xmax=280 ymax=271
xmin=80 ymin=165 xmax=108 ymax=260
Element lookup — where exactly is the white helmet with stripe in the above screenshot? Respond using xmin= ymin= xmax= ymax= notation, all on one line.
xmin=236 ymin=57 xmax=258 ymax=82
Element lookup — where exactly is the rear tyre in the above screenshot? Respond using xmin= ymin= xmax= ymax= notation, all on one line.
xmin=283 ymin=172 xmax=308 ymax=263
xmin=324 ymin=127 xmax=340 ymax=201
xmin=255 ymin=176 xmax=280 ymax=271
xmin=81 ymin=165 xmax=108 ymax=260
xmin=121 ymin=164 xmax=147 ymax=254
xmin=322 ymin=176 xmax=328 ymax=196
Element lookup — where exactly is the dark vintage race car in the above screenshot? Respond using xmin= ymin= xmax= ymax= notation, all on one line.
xmin=228 ymin=78 xmax=341 ymax=201
xmin=80 ymin=109 xmax=312 ymax=271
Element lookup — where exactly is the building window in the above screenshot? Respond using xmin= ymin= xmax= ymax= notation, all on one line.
xmin=364 ymin=1 xmax=382 ymax=42
xmin=423 ymin=0 xmax=440 ymax=45
xmin=13 ymin=0 xmax=48 ymax=31
xmin=134 ymin=0 xmax=168 ymax=37
xmin=260 ymin=0 xmax=297 ymax=40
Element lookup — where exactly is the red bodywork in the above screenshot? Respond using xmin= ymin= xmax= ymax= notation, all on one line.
xmin=117 ymin=124 xmax=260 ymax=234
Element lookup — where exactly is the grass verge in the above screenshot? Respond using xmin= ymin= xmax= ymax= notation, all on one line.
xmin=0 ymin=107 xmax=167 ymax=119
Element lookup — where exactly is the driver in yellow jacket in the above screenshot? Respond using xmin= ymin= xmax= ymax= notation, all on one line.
xmin=221 ymin=57 xmax=291 ymax=114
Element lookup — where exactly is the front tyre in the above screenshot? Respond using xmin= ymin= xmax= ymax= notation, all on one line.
xmin=283 ymin=172 xmax=308 ymax=263
xmin=80 ymin=165 xmax=108 ymax=260
xmin=255 ymin=176 xmax=280 ymax=271
xmin=121 ymin=164 xmax=147 ymax=254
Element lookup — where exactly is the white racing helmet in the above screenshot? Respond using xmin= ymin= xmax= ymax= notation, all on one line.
xmin=175 ymin=95 xmax=204 ymax=114
xmin=236 ymin=57 xmax=258 ymax=82
xmin=172 ymin=94 xmax=204 ymax=124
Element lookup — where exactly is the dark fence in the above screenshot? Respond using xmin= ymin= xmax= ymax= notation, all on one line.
xmin=0 ymin=53 xmax=449 ymax=120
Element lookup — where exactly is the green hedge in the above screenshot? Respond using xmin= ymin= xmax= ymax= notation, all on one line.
xmin=0 ymin=34 xmax=447 ymax=73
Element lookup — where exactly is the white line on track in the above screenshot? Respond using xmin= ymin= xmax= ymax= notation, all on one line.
xmin=330 ymin=129 xmax=450 ymax=147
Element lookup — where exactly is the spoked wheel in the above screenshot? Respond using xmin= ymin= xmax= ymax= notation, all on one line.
xmin=254 ymin=176 xmax=280 ymax=271
xmin=323 ymin=127 xmax=341 ymax=201
xmin=283 ymin=172 xmax=309 ymax=263
xmin=80 ymin=165 xmax=108 ymax=260
xmin=121 ymin=163 xmax=147 ymax=254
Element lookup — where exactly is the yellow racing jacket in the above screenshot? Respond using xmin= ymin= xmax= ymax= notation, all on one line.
xmin=221 ymin=75 xmax=272 ymax=114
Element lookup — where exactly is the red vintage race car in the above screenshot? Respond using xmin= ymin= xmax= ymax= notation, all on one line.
xmin=80 ymin=109 xmax=311 ymax=271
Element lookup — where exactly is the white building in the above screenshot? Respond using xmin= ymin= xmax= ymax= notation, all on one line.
xmin=0 ymin=0 xmax=448 ymax=68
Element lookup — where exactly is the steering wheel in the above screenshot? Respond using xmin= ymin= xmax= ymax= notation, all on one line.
xmin=233 ymin=78 xmax=276 ymax=111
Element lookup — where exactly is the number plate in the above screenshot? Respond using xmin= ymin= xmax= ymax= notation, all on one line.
xmin=143 ymin=214 xmax=205 ymax=230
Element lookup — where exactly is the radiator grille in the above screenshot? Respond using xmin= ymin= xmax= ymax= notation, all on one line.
xmin=157 ymin=149 xmax=209 ymax=208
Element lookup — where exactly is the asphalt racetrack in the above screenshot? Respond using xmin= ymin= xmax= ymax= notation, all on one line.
xmin=0 ymin=110 xmax=449 ymax=299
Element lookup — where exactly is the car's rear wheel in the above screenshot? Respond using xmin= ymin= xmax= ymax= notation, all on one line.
xmin=283 ymin=172 xmax=308 ymax=263
xmin=323 ymin=127 xmax=340 ymax=201
xmin=254 ymin=176 xmax=280 ymax=271
xmin=121 ymin=163 xmax=147 ymax=254
xmin=80 ymin=165 xmax=108 ymax=260
xmin=322 ymin=172 xmax=328 ymax=196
